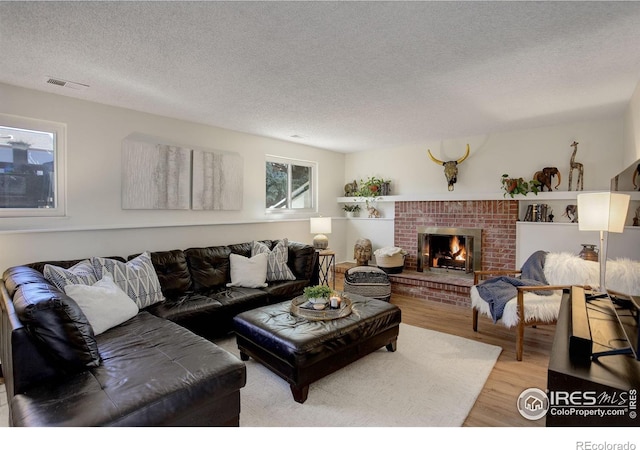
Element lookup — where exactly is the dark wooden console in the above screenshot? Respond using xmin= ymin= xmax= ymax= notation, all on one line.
xmin=546 ymin=288 xmax=639 ymax=426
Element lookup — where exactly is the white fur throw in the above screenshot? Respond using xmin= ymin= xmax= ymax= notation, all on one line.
xmin=471 ymin=252 xmax=640 ymax=328
xmin=603 ymin=257 xmax=640 ymax=296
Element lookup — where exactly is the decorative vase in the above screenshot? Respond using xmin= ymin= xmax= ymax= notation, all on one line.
xmin=578 ymin=244 xmax=598 ymax=262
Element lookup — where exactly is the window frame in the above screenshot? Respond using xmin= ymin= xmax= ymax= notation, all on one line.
xmin=265 ymin=155 xmax=317 ymax=214
xmin=0 ymin=113 xmax=67 ymax=218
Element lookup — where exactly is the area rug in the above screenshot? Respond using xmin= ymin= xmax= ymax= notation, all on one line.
xmin=215 ymin=323 xmax=502 ymax=427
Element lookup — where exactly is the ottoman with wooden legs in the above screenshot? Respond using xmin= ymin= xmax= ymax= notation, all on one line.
xmin=232 ymin=293 xmax=401 ymax=403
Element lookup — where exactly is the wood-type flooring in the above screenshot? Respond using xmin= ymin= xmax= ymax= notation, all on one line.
xmin=334 ymin=273 xmax=554 ymax=427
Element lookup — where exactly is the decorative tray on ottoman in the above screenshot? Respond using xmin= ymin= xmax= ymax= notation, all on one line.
xmin=290 ymin=295 xmax=353 ymax=321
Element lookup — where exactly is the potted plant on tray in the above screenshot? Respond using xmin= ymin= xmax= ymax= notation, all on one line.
xmin=303 ymin=285 xmax=333 ymax=309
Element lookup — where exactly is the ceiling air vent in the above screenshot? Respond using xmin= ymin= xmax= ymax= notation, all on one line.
xmin=45 ymin=77 xmax=89 ymax=90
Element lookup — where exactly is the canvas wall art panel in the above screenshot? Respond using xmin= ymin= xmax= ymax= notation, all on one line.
xmin=192 ymin=149 xmax=243 ymax=210
xmin=122 ymin=138 xmax=191 ymax=210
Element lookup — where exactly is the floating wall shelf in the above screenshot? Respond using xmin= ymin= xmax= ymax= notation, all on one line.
xmin=338 ymin=191 xmax=640 ymax=203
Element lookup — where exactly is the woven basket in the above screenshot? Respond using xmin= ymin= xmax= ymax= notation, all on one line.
xmin=375 ymin=253 xmax=405 ymax=274
xmin=343 ymin=266 xmax=391 ymax=301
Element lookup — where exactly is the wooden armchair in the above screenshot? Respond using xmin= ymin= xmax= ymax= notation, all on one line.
xmin=472 ymin=251 xmax=640 ymax=361
xmin=472 ymin=269 xmax=569 ymax=361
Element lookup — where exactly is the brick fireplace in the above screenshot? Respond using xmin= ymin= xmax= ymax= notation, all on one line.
xmin=391 ymin=200 xmax=518 ymax=306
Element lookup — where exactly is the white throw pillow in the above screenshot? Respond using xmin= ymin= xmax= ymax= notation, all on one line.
xmin=251 ymin=239 xmax=296 ymax=281
xmin=91 ymin=252 xmax=164 ymax=309
xmin=226 ymin=253 xmax=269 ymax=288
xmin=44 ymin=260 xmax=98 ymax=290
xmin=64 ymin=274 xmax=139 ymax=335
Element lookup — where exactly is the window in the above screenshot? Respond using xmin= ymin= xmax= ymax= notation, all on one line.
xmin=265 ymin=156 xmax=315 ymax=212
xmin=0 ymin=114 xmax=66 ymax=217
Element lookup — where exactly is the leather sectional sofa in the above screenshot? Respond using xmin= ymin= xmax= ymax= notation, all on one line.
xmin=0 ymin=239 xmax=319 ymax=426
xmin=146 ymin=240 xmax=318 ymax=340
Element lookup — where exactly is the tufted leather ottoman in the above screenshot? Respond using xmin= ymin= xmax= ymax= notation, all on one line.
xmin=233 ymin=293 xmax=401 ymax=403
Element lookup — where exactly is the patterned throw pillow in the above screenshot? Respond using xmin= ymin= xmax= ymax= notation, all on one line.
xmin=44 ymin=260 xmax=98 ymax=291
xmin=251 ymin=239 xmax=296 ymax=282
xmin=91 ymin=252 xmax=164 ymax=309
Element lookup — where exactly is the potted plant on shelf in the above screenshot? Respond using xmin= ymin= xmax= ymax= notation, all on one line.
xmin=354 ymin=176 xmax=391 ymax=214
xmin=343 ymin=203 xmax=361 ymax=218
xmin=500 ymin=174 xmax=541 ymax=198
xmin=356 ymin=176 xmax=391 ymax=198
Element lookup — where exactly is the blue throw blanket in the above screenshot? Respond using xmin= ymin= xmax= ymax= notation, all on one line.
xmin=476 ymin=250 xmax=551 ymax=323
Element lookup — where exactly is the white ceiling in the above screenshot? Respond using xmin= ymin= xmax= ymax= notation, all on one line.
xmin=2 ymin=1 xmax=640 ymax=153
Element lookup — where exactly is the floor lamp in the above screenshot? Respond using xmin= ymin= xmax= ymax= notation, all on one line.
xmin=577 ymin=192 xmax=630 ymax=294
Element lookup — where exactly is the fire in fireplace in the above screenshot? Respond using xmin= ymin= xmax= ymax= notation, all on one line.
xmin=416 ymin=227 xmax=482 ymax=275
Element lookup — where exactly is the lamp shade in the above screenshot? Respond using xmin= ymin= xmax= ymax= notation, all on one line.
xmin=310 ymin=217 xmax=332 ymax=234
xmin=310 ymin=217 xmax=331 ymax=250
xmin=577 ymin=192 xmax=630 ymax=233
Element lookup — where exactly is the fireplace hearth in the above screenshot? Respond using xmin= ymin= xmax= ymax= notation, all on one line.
xmin=417 ymin=226 xmax=482 ymax=275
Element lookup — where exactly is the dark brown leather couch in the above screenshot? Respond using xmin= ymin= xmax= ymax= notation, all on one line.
xmin=145 ymin=240 xmax=319 ymax=339
xmin=0 ymin=239 xmax=318 ymax=426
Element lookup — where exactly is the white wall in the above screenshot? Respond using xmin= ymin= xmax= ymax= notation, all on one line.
xmin=623 ymin=80 xmax=640 ymax=167
xmin=345 ymin=118 xmax=625 ymax=196
xmin=344 ymin=218 xmax=395 ymax=262
xmin=0 ymin=83 xmax=347 ymax=270
xmin=342 ymin=117 xmax=628 ymax=263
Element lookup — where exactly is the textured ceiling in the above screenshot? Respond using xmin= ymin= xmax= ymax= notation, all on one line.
xmin=2 ymin=1 xmax=640 ymax=153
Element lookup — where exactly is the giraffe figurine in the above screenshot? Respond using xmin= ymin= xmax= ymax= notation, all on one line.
xmin=568 ymin=141 xmax=584 ymax=191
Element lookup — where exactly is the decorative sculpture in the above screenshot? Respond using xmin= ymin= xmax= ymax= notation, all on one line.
xmin=568 ymin=141 xmax=584 ymax=191
xmin=427 ymin=144 xmax=470 ymax=191
xmin=633 ymin=163 xmax=640 ymax=190
xmin=367 ymin=205 xmax=380 ymax=218
xmin=344 ymin=180 xmax=358 ymax=196
xmin=532 ymin=167 xmax=561 ymax=191
xmin=563 ymin=204 xmax=578 ymax=223
xmin=354 ymin=238 xmax=373 ymax=266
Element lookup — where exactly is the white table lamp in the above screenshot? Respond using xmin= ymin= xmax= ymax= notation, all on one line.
xmin=310 ymin=217 xmax=332 ymax=250
xmin=577 ymin=192 xmax=630 ymax=293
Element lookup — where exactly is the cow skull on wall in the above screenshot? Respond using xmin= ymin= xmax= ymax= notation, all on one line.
xmin=427 ymin=144 xmax=470 ymax=191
